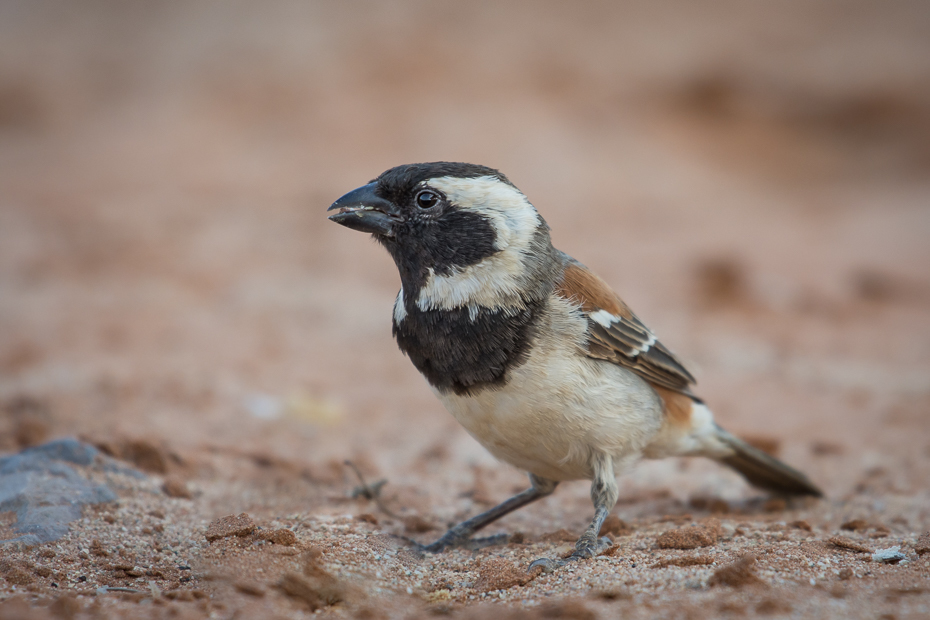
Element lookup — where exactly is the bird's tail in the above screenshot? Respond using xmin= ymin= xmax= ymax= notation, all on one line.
xmin=713 ymin=425 xmax=822 ymax=497
xmin=644 ymin=394 xmax=823 ymax=497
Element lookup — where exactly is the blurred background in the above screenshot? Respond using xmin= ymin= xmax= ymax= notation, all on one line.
xmin=1 ymin=0 xmax=929 ymax=513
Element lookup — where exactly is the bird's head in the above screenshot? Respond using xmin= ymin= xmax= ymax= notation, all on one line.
xmin=328 ymin=162 xmax=559 ymax=311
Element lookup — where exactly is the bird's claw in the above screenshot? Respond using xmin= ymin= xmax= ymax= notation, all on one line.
xmin=528 ymin=536 xmax=613 ymax=573
xmin=528 ymin=557 xmax=565 ymax=573
xmin=573 ymin=534 xmax=613 ymax=558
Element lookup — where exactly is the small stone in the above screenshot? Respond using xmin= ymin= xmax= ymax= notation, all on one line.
xmin=871 ymin=546 xmax=906 ymax=564
xmin=656 ymin=522 xmax=720 ymax=550
xmin=841 ymin=519 xmax=870 ymax=531
xmin=838 ymin=568 xmax=854 ymax=580
xmin=205 ymin=513 xmax=256 ymax=542
xmin=828 ymin=536 xmax=873 ymax=554
xmin=161 ymin=477 xmax=192 ymax=499
xmin=708 ymin=555 xmax=763 ymax=588
xmin=473 ymin=557 xmax=536 ymax=592
xmin=789 ymin=520 xmax=813 ymax=531
xmin=90 ymin=539 xmax=109 ymax=557
xmin=265 ymin=528 xmax=298 ymax=546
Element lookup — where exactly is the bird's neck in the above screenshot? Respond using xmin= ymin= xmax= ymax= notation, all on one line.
xmin=389 ymin=229 xmax=562 ymax=396
xmin=397 ymin=224 xmax=560 ymax=315
xmin=392 ymin=297 xmax=547 ymax=396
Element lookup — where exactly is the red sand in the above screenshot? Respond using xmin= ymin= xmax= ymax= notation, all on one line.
xmin=1 ymin=1 xmax=928 ymax=617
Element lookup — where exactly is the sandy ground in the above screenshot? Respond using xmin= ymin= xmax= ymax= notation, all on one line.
xmin=1 ymin=1 xmax=929 ymax=617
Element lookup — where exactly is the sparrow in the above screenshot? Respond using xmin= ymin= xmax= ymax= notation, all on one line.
xmin=327 ymin=162 xmax=822 ymax=571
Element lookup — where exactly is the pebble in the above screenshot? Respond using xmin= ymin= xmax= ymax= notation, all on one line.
xmin=871 ymin=547 xmax=906 ymax=564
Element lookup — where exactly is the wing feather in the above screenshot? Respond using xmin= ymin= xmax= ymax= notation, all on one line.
xmin=555 ymin=257 xmax=697 ymax=395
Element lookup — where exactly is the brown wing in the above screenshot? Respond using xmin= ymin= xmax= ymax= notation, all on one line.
xmin=554 ymin=257 xmax=697 ymax=395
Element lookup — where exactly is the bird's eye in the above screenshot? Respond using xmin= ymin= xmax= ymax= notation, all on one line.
xmin=415 ymin=190 xmax=439 ymax=209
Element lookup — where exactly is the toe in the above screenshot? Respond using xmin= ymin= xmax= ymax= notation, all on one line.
xmin=422 ymin=531 xmax=510 ymax=553
xmin=465 ymin=533 xmax=509 ymax=550
xmin=422 ymin=541 xmax=446 ymax=553
xmin=528 ymin=557 xmax=565 ymax=574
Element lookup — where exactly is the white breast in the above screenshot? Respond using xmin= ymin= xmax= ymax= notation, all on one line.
xmin=435 ymin=296 xmax=665 ymax=482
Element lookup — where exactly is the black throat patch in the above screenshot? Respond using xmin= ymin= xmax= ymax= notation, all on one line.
xmin=392 ymin=298 xmax=546 ymax=396
xmin=378 ymin=209 xmax=498 ymax=299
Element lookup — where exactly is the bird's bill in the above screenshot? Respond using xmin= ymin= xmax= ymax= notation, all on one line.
xmin=327 ymin=182 xmax=399 ymax=237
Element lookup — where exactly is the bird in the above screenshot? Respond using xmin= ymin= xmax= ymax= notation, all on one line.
xmin=327 ymin=162 xmax=822 ymax=571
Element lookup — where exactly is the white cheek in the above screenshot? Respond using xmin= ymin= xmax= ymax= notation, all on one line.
xmin=415 ymin=175 xmax=542 ymax=313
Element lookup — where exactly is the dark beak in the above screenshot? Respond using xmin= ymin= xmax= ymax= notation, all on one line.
xmin=327 ymin=182 xmax=400 ymax=237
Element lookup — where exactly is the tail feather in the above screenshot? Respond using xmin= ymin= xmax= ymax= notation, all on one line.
xmin=715 ymin=426 xmax=823 ymax=497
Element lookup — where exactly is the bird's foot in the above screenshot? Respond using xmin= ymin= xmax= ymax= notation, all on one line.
xmin=528 ymin=535 xmax=613 ymax=574
xmin=417 ymin=528 xmax=510 ymax=554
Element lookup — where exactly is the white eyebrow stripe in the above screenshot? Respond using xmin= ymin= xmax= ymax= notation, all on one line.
xmin=414 ymin=175 xmax=543 ymax=313
xmin=425 ymin=176 xmax=539 ymax=252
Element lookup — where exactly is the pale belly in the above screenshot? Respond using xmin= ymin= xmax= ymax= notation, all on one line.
xmin=435 ymin=347 xmax=665 ymax=481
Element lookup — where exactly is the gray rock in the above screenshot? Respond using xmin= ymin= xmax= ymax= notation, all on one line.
xmin=0 ymin=438 xmax=122 ymax=545
xmin=3 ymin=437 xmax=100 ymax=468
xmin=871 ymin=546 xmax=906 ymax=564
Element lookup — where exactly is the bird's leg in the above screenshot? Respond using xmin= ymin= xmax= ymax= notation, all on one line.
xmin=421 ymin=474 xmax=558 ymax=553
xmin=529 ymin=454 xmax=617 ymax=573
